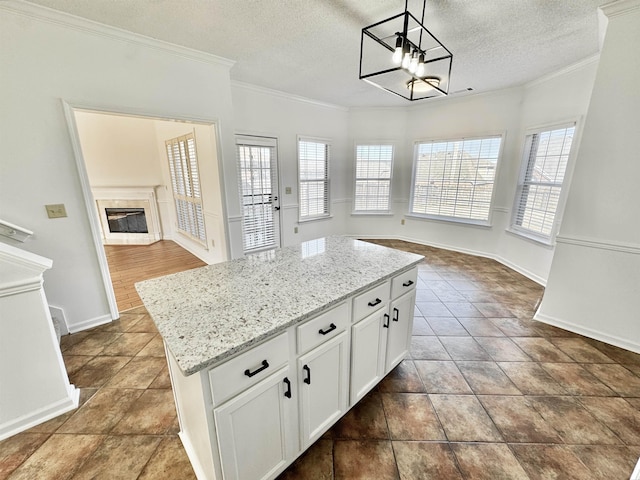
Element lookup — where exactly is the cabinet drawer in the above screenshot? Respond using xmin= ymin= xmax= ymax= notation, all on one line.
xmin=391 ymin=267 xmax=418 ymax=299
xmin=297 ymin=303 xmax=349 ymax=354
xmin=352 ymin=281 xmax=390 ymax=322
xmin=209 ymin=332 xmax=289 ymax=406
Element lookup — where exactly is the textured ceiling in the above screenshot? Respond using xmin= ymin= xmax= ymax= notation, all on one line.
xmin=24 ymin=0 xmax=609 ymax=107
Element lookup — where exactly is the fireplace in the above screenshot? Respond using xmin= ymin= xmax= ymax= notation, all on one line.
xmin=105 ymin=208 xmax=148 ymax=233
xmin=93 ymin=187 xmax=162 ymax=245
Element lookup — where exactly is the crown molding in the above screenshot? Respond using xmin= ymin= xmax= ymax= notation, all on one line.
xmin=0 ymin=0 xmax=235 ymax=68
xmin=524 ymin=54 xmax=600 ymax=89
xmin=600 ymin=0 xmax=640 ymax=18
xmin=231 ymin=81 xmax=348 ymax=112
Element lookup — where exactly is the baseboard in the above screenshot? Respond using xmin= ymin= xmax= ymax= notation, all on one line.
xmin=534 ymin=310 xmax=640 ymax=354
xmin=178 ymin=431 xmax=211 ymax=480
xmin=353 ymin=234 xmax=547 ymax=286
xmin=0 ymin=385 xmax=79 ymax=441
xmin=67 ymin=313 xmax=113 ymax=334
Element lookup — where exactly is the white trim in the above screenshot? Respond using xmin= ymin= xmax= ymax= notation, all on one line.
xmin=0 ymin=278 xmax=44 ymax=298
xmin=0 ymin=219 xmax=33 ymax=243
xmin=0 ymin=386 xmax=80 ymax=441
xmin=524 ymin=55 xmax=600 ymax=88
xmin=492 ymin=207 xmax=510 ymax=214
xmin=556 ymin=234 xmax=640 ymax=255
xmin=62 ymin=101 xmax=119 ymax=322
xmin=600 ymin=0 xmax=640 ymax=18
xmin=67 ymin=313 xmax=113 ymax=334
xmin=534 ymin=310 xmax=640 ymax=354
xmin=505 ymin=227 xmax=555 ymax=249
xmin=405 ymin=214 xmax=492 ymax=229
xmin=631 ymin=456 xmax=640 ymax=480
xmin=231 ymin=81 xmax=347 ymax=112
xmin=0 ymin=0 xmax=234 ymax=68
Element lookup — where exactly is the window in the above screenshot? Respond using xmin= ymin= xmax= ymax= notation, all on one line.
xmin=410 ymin=136 xmax=502 ymax=223
xmin=236 ymin=135 xmax=280 ymax=253
xmin=165 ymin=132 xmax=206 ymax=245
xmin=511 ymin=123 xmax=576 ymax=242
xmin=353 ymin=144 xmax=393 ymax=213
xmin=298 ymin=138 xmax=330 ymax=220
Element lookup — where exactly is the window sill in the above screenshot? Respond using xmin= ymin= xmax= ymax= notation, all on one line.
xmin=351 ymin=211 xmax=394 ymax=217
xmin=405 ymin=213 xmax=492 ymax=228
xmin=298 ymin=214 xmax=333 ymax=224
xmin=505 ymin=227 xmax=555 ymax=248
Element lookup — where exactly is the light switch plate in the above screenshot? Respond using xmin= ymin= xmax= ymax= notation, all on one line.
xmin=45 ymin=204 xmax=67 ymax=218
xmin=285 ymin=187 xmax=292 ymax=194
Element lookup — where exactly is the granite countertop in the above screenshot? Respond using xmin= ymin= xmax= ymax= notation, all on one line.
xmin=135 ymin=236 xmax=424 ymax=376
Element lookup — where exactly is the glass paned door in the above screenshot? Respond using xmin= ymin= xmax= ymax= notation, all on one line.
xmin=236 ymin=136 xmax=281 ymax=253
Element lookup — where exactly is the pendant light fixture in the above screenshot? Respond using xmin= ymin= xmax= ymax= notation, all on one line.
xmin=359 ymin=0 xmax=453 ymax=101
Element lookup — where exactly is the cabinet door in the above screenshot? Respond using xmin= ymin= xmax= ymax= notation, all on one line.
xmin=214 ymin=366 xmax=297 ymax=480
xmin=298 ymin=331 xmax=349 ymax=448
xmin=385 ymin=290 xmax=415 ymax=373
xmin=350 ymin=310 xmax=388 ymax=404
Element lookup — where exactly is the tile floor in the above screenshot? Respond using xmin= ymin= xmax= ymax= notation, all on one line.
xmin=2 ymin=239 xmax=640 ymax=479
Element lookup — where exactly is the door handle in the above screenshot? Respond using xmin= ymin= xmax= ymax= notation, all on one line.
xmin=402 ymin=280 xmax=414 ymax=287
xmin=393 ymin=308 xmax=399 ymax=322
xmin=303 ymin=364 xmax=311 ymax=385
xmin=244 ymin=360 xmax=269 ymax=378
xmin=283 ymin=377 xmax=292 ymax=398
xmin=368 ymin=298 xmax=382 ymax=307
xmin=383 ymin=313 xmax=390 ymax=328
xmin=318 ymin=323 xmax=337 ymax=335
xmin=274 ymin=206 xmax=280 ymax=211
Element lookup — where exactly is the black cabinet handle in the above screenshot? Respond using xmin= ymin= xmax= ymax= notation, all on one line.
xmin=402 ymin=280 xmax=414 ymax=287
xmin=368 ymin=298 xmax=382 ymax=307
xmin=283 ymin=377 xmax=292 ymax=398
xmin=303 ymin=364 xmax=311 ymax=385
xmin=393 ymin=307 xmax=399 ymax=322
xmin=244 ymin=359 xmax=269 ymax=378
xmin=383 ymin=313 xmax=390 ymax=328
xmin=318 ymin=323 xmax=337 ymax=335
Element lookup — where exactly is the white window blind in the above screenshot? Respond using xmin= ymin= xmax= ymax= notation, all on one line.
xmin=298 ymin=138 xmax=330 ymax=220
xmin=512 ymin=124 xmax=575 ymax=240
xmin=354 ymin=144 xmax=393 ymax=213
xmin=165 ymin=132 xmax=206 ymax=245
xmin=410 ymin=136 xmax=502 ymax=223
xmin=236 ymin=136 xmax=279 ymax=253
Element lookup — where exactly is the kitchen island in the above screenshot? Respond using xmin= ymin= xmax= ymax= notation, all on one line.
xmin=136 ymin=236 xmax=423 ymax=480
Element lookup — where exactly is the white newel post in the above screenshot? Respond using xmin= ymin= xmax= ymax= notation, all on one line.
xmin=0 ymin=242 xmax=80 ymax=440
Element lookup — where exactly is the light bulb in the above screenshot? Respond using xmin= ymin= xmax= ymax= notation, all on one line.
xmin=402 ymin=51 xmax=411 ymax=69
xmin=392 ymin=37 xmax=403 ymax=65
xmin=409 ymin=51 xmax=418 ymax=74
xmin=416 ymin=54 xmax=426 ymax=77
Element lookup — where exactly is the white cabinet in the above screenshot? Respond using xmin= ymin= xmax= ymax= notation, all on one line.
xmin=350 ymin=267 xmax=417 ymax=403
xmin=350 ymin=309 xmax=387 ymax=403
xmin=298 ymin=331 xmax=349 ymax=447
xmin=385 ymin=290 xmax=415 ymax=373
xmin=214 ymin=366 xmax=298 ymax=480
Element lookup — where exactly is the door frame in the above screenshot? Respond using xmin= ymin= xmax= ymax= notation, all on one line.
xmin=62 ymin=100 xmax=231 ymax=320
xmin=235 ymin=133 xmax=283 ymax=253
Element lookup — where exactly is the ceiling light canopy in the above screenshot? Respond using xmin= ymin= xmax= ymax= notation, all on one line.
xmin=359 ymin=0 xmax=453 ymax=101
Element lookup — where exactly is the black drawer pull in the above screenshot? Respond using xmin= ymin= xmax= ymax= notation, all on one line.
xmin=244 ymin=360 xmax=269 ymax=378
xmin=402 ymin=280 xmax=414 ymax=287
xmin=303 ymin=364 xmax=311 ymax=385
xmin=318 ymin=323 xmax=337 ymax=335
xmin=368 ymin=298 xmax=382 ymax=307
xmin=393 ymin=307 xmax=399 ymax=322
xmin=383 ymin=313 xmax=390 ymax=328
xmin=283 ymin=377 xmax=292 ymax=398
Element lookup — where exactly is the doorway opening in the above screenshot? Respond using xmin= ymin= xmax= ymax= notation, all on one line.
xmin=66 ymin=105 xmax=229 ymax=317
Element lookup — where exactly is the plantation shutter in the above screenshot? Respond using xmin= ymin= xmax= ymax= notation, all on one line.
xmin=298 ymin=138 xmax=330 ymax=219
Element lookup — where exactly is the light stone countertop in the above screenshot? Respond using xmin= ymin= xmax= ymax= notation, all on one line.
xmin=135 ymin=236 xmax=424 ymax=376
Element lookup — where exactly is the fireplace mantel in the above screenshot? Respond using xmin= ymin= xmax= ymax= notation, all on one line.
xmin=92 ymin=186 xmax=162 ymax=245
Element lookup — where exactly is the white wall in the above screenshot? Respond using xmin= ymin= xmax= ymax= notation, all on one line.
xmin=537 ymin=2 xmax=640 ymax=352
xmin=230 ymin=83 xmax=350 ymax=250
xmin=0 ymin=2 xmax=236 ymax=331
xmin=346 ymin=64 xmax=598 ymax=284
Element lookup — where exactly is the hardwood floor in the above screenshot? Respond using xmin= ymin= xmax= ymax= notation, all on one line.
xmin=105 ymin=240 xmax=206 ymax=311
